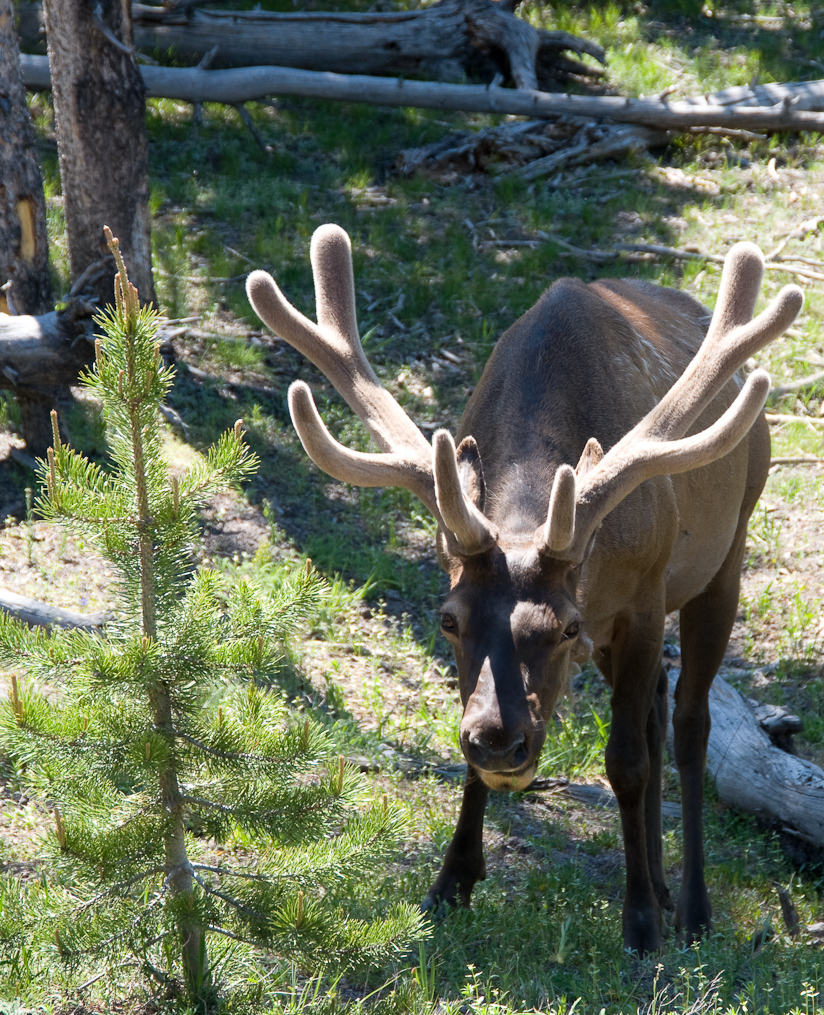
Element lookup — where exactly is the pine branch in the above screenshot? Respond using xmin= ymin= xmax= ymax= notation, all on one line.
xmin=191 ymin=863 xmax=274 ymax=884
xmin=173 ymin=727 xmax=289 ymax=764
xmin=191 ymin=871 xmax=268 ymax=922
xmin=79 ymin=867 xmax=168 ymax=909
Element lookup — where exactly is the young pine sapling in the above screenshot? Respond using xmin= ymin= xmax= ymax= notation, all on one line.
xmin=0 ymin=230 xmax=420 ymax=1006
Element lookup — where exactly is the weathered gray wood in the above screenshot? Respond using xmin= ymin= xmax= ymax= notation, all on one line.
xmin=689 ymin=79 xmax=824 ymax=111
xmin=668 ymin=671 xmax=824 ymax=845
xmin=16 ymin=0 xmax=605 ymax=88
xmin=19 ymin=56 xmax=824 ymax=132
xmin=0 ymin=587 xmax=107 ymax=629
xmin=0 ymin=310 xmax=92 ymax=389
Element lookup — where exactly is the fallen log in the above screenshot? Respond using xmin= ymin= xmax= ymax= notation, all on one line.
xmin=16 ymin=0 xmax=606 ymax=90
xmin=0 ymin=587 xmax=107 ymax=630
xmin=0 ymin=308 xmax=93 ymax=389
xmin=667 ymin=671 xmax=824 ymax=846
xmin=687 ymin=79 xmax=824 ymax=112
xmin=19 ymin=55 xmax=824 ymax=133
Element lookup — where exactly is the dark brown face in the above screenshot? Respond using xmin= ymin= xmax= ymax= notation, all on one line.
xmin=438 ymin=546 xmax=582 ymax=791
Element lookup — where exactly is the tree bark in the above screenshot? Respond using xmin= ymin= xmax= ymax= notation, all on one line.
xmin=1 ymin=0 xmax=59 ymax=454
xmin=0 ymin=0 xmax=50 ymax=317
xmin=42 ymin=0 xmax=155 ymax=307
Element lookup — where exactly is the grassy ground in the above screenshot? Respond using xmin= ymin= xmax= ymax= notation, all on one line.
xmin=2 ymin=0 xmax=824 ymax=1011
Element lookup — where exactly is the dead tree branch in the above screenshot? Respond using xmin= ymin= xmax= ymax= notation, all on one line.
xmin=19 ymin=56 xmax=824 ymax=133
xmin=0 ymin=587 xmax=108 ymax=629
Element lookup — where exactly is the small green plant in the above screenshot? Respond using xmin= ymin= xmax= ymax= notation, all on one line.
xmin=538 ymin=704 xmax=610 ymax=781
xmin=0 ymin=233 xmax=421 ymax=1007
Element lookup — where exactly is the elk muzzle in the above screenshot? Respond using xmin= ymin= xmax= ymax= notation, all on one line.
xmin=459 ymin=658 xmax=546 ymax=791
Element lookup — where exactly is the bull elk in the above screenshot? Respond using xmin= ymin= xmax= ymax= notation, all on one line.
xmin=247 ymin=226 xmax=802 ymax=953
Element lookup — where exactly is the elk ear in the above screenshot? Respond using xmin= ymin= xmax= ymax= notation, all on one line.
xmin=455 ymin=436 xmax=486 ymax=510
xmin=575 ymin=437 xmax=603 ymax=479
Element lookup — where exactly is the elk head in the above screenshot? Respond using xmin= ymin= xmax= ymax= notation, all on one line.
xmin=247 ymin=225 xmax=802 ymax=793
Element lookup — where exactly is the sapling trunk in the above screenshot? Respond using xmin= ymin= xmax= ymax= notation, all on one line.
xmin=109 ymin=230 xmax=208 ymax=999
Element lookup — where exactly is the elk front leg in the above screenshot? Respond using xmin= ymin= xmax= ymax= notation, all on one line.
xmin=604 ymin=609 xmax=667 ymax=955
xmin=423 ymin=766 xmax=488 ymax=912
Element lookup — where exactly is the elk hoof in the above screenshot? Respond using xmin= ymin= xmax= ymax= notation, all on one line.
xmin=623 ymin=906 xmax=664 ymax=956
xmin=422 ymin=867 xmax=480 ymax=917
xmin=675 ymin=890 xmax=712 ymax=943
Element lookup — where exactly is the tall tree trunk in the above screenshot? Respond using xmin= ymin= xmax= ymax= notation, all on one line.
xmin=0 ymin=0 xmax=58 ymax=454
xmin=42 ymin=0 xmax=155 ymax=307
xmin=0 ymin=0 xmax=50 ymax=316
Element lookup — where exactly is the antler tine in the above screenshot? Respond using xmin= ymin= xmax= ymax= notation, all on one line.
xmin=433 ymin=431 xmax=498 ymax=555
xmin=541 ymin=465 xmax=576 ymax=553
xmin=311 ymin=224 xmax=359 ymax=345
xmin=247 ymin=225 xmax=429 ymax=459
xmin=631 ymin=245 xmax=802 ymax=444
xmin=288 ymin=381 xmax=439 ymax=516
xmin=544 ymin=369 xmax=773 ymax=560
xmin=705 ymin=240 xmax=764 ymax=339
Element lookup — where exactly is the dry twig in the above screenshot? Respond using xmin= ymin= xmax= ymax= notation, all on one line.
xmin=764 ymin=413 xmax=824 ymax=427
xmin=770 ymin=456 xmax=824 ymax=466
xmin=770 ymin=370 xmax=824 ymax=397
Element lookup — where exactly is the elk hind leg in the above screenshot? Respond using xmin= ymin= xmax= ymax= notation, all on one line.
xmin=645 ymin=664 xmax=672 ymax=913
xmin=675 ymin=518 xmax=750 ymax=941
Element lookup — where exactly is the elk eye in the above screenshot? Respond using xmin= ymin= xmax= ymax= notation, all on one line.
xmin=440 ymin=613 xmax=457 ymax=634
xmin=563 ymin=621 xmax=580 ymax=640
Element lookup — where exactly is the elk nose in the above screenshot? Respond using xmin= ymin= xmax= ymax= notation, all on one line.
xmin=465 ymin=730 xmax=528 ymax=771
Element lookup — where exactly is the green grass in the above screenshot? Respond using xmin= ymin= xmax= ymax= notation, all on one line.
xmin=5 ymin=1 xmax=824 ymax=1010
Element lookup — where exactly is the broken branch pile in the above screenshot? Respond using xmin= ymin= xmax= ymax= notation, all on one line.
xmin=396 ymin=117 xmax=666 ymax=182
